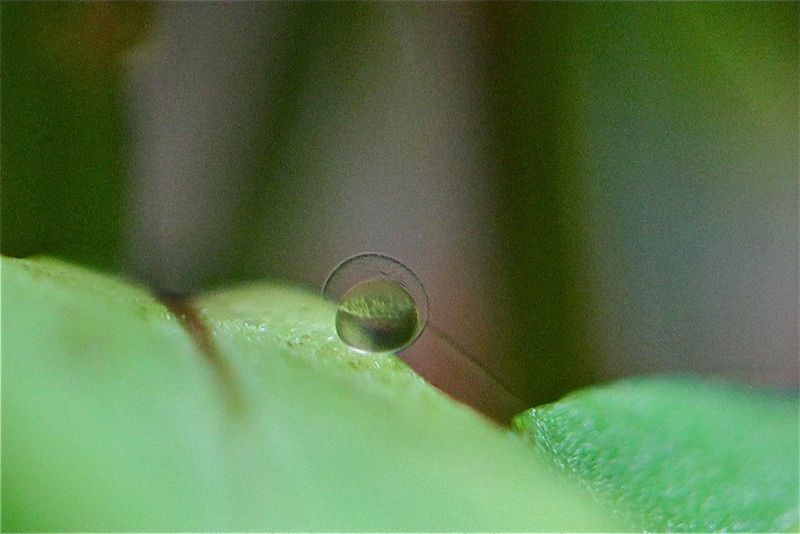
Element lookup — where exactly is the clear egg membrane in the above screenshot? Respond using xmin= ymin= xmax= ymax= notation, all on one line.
xmin=322 ymin=254 xmax=429 ymax=353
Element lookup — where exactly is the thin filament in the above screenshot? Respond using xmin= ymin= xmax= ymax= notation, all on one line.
xmin=425 ymin=322 xmax=526 ymax=412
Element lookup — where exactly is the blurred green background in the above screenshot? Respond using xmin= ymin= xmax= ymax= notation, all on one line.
xmin=2 ymin=2 xmax=797 ymax=413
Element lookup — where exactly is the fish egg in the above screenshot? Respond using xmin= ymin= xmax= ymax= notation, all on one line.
xmin=322 ymin=253 xmax=429 ymax=353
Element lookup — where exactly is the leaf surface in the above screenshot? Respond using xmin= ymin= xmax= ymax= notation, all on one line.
xmin=515 ymin=377 xmax=799 ymax=532
xmin=1 ymin=256 xmax=616 ymax=531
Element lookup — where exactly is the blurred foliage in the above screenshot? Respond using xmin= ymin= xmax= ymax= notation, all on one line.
xmin=485 ymin=4 xmax=596 ymax=404
xmin=1 ymin=2 xmax=797 ymax=407
xmin=483 ymin=2 xmax=798 ymax=403
xmin=1 ymin=2 xmax=152 ymax=269
xmin=223 ymin=3 xmax=377 ymax=283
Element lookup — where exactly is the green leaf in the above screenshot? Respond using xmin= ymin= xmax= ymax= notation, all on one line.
xmin=1 ymin=256 xmax=618 ymax=531
xmin=514 ymin=377 xmax=799 ymax=532
xmin=5 ymin=256 xmax=796 ymax=531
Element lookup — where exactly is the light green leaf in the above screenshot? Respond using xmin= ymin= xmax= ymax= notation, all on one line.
xmin=514 ymin=377 xmax=799 ymax=532
xmin=1 ymin=256 xmax=617 ymax=531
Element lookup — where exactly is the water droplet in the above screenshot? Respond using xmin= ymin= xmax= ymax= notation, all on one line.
xmin=322 ymin=253 xmax=428 ymax=353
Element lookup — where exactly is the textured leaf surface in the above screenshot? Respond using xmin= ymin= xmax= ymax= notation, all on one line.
xmin=514 ymin=377 xmax=799 ymax=532
xmin=1 ymin=256 xmax=616 ymax=531
xmin=5 ymin=256 xmax=797 ymax=532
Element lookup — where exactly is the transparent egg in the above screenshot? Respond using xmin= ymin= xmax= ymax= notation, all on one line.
xmin=322 ymin=253 xmax=429 ymax=353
